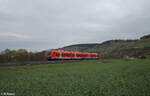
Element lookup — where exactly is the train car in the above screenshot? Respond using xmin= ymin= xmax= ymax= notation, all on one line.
xmin=45 ymin=49 xmax=99 ymax=60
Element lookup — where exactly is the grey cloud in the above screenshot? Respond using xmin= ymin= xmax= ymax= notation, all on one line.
xmin=0 ymin=0 xmax=150 ymax=51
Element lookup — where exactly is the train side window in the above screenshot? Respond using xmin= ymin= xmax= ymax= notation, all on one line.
xmin=56 ymin=53 xmax=60 ymax=56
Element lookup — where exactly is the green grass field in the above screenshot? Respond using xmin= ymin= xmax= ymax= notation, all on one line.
xmin=0 ymin=59 xmax=150 ymax=96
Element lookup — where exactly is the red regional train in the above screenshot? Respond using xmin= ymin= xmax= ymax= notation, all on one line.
xmin=45 ymin=50 xmax=99 ymax=60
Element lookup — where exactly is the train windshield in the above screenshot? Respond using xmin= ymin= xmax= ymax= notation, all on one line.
xmin=45 ymin=50 xmax=51 ymax=55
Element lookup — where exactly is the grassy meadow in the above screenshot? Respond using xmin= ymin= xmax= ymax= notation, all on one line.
xmin=0 ymin=59 xmax=150 ymax=96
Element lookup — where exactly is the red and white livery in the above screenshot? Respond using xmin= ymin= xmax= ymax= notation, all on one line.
xmin=45 ymin=50 xmax=99 ymax=60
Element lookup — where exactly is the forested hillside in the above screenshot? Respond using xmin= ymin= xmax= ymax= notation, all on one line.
xmin=61 ymin=34 xmax=150 ymax=58
xmin=0 ymin=34 xmax=150 ymax=63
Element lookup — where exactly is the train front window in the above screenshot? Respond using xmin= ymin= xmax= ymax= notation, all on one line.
xmin=45 ymin=51 xmax=51 ymax=55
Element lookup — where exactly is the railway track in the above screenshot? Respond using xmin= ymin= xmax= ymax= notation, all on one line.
xmin=0 ymin=60 xmax=99 ymax=67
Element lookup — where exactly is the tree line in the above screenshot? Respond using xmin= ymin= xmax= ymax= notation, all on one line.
xmin=0 ymin=49 xmax=46 ymax=63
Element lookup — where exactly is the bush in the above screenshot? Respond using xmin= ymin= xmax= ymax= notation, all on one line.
xmin=0 ymin=49 xmax=46 ymax=63
xmin=100 ymin=53 xmax=123 ymax=59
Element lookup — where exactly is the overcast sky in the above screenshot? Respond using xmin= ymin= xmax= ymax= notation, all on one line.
xmin=0 ymin=0 xmax=150 ymax=51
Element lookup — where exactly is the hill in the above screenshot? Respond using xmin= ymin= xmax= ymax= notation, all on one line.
xmin=61 ymin=34 xmax=150 ymax=58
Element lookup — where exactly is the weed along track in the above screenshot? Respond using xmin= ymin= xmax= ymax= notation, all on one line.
xmin=0 ymin=60 xmax=99 ymax=67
